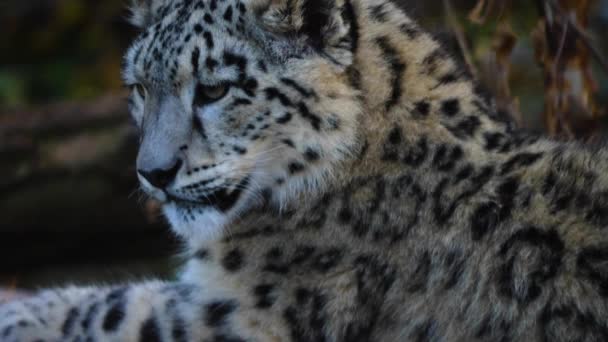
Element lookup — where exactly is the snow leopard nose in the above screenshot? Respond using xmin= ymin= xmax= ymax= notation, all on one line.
xmin=138 ymin=159 xmax=183 ymax=189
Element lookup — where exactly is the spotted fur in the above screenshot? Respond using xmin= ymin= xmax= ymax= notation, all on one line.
xmin=3 ymin=0 xmax=608 ymax=341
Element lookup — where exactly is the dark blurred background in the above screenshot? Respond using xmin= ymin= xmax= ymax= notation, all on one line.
xmin=2 ymin=0 xmax=608 ymax=290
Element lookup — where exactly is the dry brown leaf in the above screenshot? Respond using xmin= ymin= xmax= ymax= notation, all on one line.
xmin=469 ymin=0 xmax=491 ymax=24
xmin=468 ymin=0 xmax=604 ymax=138
xmin=533 ymin=0 xmax=602 ymax=138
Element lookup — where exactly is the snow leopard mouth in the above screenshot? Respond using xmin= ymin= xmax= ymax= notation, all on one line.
xmin=168 ymin=177 xmax=250 ymax=212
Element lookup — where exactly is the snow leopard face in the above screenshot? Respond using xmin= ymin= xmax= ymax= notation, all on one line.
xmin=122 ymin=0 xmax=361 ymax=241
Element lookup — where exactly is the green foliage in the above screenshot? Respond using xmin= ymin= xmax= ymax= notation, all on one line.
xmin=0 ymin=1 xmax=136 ymax=106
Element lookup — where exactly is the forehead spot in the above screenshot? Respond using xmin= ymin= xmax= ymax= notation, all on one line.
xmin=237 ymin=2 xmax=246 ymax=13
xmin=224 ymin=6 xmax=233 ymax=22
xmin=204 ymin=13 xmax=215 ymax=24
xmin=203 ymin=31 xmax=215 ymax=49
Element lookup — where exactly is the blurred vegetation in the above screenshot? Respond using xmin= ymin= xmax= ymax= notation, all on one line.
xmin=430 ymin=0 xmax=608 ymax=137
xmin=1 ymin=0 xmax=608 ymax=289
xmin=0 ymin=1 xmax=136 ymax=107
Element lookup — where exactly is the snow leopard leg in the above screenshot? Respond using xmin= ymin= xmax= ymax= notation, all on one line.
xmin=0 ymin=281 xmax=287 ymax=342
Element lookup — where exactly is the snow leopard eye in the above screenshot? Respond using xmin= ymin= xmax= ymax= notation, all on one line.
xmin=194 ymin=83 xmax=230 ymax=107
xmin=131 ymin=83 xmax=146 ymax=100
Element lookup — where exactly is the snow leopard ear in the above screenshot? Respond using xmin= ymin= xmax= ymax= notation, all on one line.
xmin=253 ymin=0 xmax=359 ymax=66
xmin=128 ymin=0 xmax=168 ymax=28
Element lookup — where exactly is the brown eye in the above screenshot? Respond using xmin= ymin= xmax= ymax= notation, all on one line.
xmin=194 ymin=83 xmax=230 ymax=107
xmin=132 ymin=83 xmax=146 ymax=99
